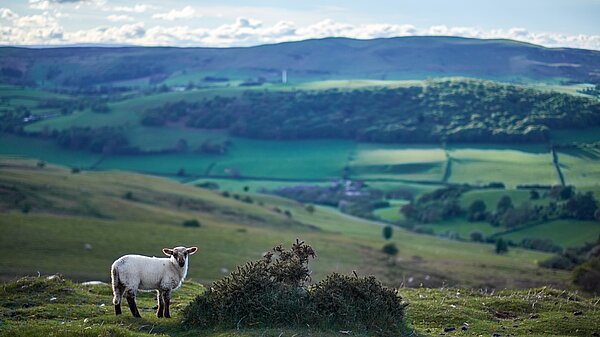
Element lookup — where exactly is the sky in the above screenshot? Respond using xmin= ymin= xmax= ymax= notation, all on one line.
xmin=1 ymin=0 xmax=599 ymax=49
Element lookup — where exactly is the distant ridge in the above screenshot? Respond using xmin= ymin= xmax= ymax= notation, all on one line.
xmin=1 ymin=36 xmax=599 ymax=85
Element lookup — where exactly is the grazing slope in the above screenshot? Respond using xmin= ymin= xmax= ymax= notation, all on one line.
xmin=0 ymin=157 xmax=568 ymax=289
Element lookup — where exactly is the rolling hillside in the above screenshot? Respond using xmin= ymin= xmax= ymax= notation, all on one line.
xmin=2 ymin=36 xmax=600 ymax=87
xmin=0 ymin=157 xmax=569 ymax=289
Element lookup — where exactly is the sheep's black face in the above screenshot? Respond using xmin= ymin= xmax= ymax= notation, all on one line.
xmin=163 ymin=246 xmax=198 ymax=268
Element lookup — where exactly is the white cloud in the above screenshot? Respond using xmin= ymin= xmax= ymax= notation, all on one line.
xmin=152 ymin=6 xmax=198 ymax=21
xmin=107 ymin=14 xmax=134 ymax=22
xmin=1 ymin=15 xmax=599 ymax=51
xmin=0 ymin=8 xmax=18 ymax=19
xmin=29 ymin=0 xmax=106 ymax=10
xmin=112 ymin=4 xmax=152 ymax=13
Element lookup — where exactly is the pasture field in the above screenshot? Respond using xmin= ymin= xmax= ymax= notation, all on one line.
xmin=557 ymin=147 xmax=600 ymax=188
xmin=447 ymin=144 xmax=557 ymax=187
xmin=460 ymin=188 xmax=549 ymax=210
xmin=0 ymin=134 xmax=101 ymax=168
xmin=497 ymin=219 xmax=600 ymax=249
xmin=0 ymin=158 xmax=568 ymax=290
xmin=414 ymin=218 xmax=502 ymax=238
xmin=373 ymin=200 xmax=408 ymax=222
xmin=349 ymin=143 xmax=446 ymax=182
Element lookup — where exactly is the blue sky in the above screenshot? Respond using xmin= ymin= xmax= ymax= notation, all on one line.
xmin=1 ymin=0 xmax=599 ymax=49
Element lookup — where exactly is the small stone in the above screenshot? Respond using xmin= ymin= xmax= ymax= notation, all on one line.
xmin=444 ymin=327 xmax=456 ymax=332
xmin=492 ymin=333 xmax=502 ymax=337
xmin=574 ymin=311 xmax=583 ymax=316
xmin=49 ymin=297 xmax=57 ymax=301
xmin=591 ymin=332 xmax=599 ymax=337
xmin=83 ymin=318 xmax=89 ymax=323
xmin=529 ymin=314 xmax=539 ymax=319
xmin=461 ymin=326 xmax=468 ymax=331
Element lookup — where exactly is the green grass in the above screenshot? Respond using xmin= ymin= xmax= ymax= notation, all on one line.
xmin=0 ymin=158 xmax=570 ymax=290
xmin=460 ymin=189 xmax=548 ymax=210
xmin=417 ymin=218 xmax=503 ymax=239
xmin=557 ymin=148 xmax=600 ymax=188
xmin=350 ymin=143 xmax=446 ymax=181
xmin=1 ymin=272 xmax=598 ymax=336
xmin=373 ymin=200 xmax=408 ymax=222
xmin=498 ymin=220 xmax=600 ymax=249
xmin=448 ymin=144 xmax=557 ymax=187
xmin=0 ymin=134 xmax=101 ymax=168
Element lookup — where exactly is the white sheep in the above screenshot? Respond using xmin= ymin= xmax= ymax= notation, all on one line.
xmin=111 ymin=246 xmax=198 ymax=318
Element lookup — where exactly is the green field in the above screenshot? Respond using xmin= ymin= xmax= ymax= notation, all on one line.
xmin=447 ymin=145 xmax=557 ymax=187
xmin=498 ymin=220 xmax=600 ymax=248
xmin=558 ymin=148 xmax=600 ymax=188
xmin=0 ymin=158 xmax=568 ymax=290
xmin=350 ymin=143 xmax=446 ymax=181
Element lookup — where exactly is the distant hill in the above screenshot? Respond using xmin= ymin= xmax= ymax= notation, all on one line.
xmin=1 ymin=36 xmax=600 ymax=86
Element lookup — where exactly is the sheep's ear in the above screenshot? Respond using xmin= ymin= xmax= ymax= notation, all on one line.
xmin=187 ymin=247 xmax=198 ymax=255
xmin=162 ymin=248 xmax=173 ymax=256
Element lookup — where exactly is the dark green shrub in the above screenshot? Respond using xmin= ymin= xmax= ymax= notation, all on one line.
xmin=21 ymin=203 xmax=31 ymax=214
xmin=573 ymin=257 xmax=600 ymax=293
xmin=305 ymin=204 xmax=315 ymax=214
xmin=495 ymin=238 xmax=509 ymax=254
xmin=242 ymin=196 xmax=253 ymax=203
xmin=310 ymin=273 xmax=406 ymax=334
xmin=182 ymin=219 xmax=201 ymax=228
xmin=71 ymin=167 xmax=80 ymax=174
xmin=123 ymin=191 xmax=134 ymax=200
xmin=196 ymin=182 xmax=219 ymax=190
xmin=470 ymin=231 xmax=485 ymax=242
xmin=182 ymin=240 xmax=406 ymax=335
xmin=221 ymin=191 xmax=230 ymax=198
xmin=539 ymin=255 xmax=574 ymax=270
xmin=382 ymin=243 xmax=399 ymax=256
xmin=383 ymin=225 xmax=393 ymax=240
xmin=36 ymin=161 xmax=46 ymax=168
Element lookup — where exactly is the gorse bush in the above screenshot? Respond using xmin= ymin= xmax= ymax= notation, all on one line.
xmin=182 ymin=240 xmax=406 ymax=335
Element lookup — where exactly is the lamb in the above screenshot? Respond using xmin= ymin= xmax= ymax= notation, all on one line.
xmin=111 ymin=246 xmax=198 ymax=318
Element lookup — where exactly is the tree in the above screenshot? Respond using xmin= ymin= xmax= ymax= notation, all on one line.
xmin=382 ymin=226 xmax=393 ymax=240
xmin=529 ymin=190 xmax=540 ymax=200
xmin=495 ymin=238 xmax=509 ymax=254
xmin=468 ymin=199 xmax=487 ymax=221
xmin=565 ymin=192 xmax=598 ymax=220
xmin=496 ymin=195 xmax=514 ymax=214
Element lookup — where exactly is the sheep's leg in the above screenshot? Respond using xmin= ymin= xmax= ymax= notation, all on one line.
xmin=162 ymin=289 xmax=172 ymax=318
xmin=125 ymin=289 xmax=141 ymax=318
xmin=114 ymin=283 xmax=125 ymax=316
xmin=156 ymin=290 xmax=165 ymax=318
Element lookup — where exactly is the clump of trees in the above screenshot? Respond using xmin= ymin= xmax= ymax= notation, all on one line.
xmin=135 ymin=80 xmax=600 ymax=144
xmin=400 ymin=186 xmax=468 ymax=223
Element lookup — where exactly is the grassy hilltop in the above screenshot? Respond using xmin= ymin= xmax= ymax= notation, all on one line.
xmin=0 ymin=272 xmax=599 ymax=336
